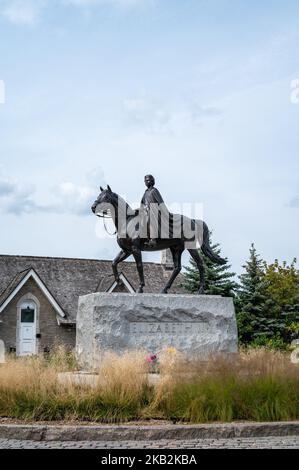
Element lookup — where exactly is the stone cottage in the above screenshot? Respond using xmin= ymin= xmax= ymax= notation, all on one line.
xmin=0 ymin=251 xmax=184 ymax=356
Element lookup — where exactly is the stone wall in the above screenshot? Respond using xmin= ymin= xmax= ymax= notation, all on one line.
xmin=0 ymin=278 xmax=75 ymax=353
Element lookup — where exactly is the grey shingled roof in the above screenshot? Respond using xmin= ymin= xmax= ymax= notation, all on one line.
xmin=0 ymin=254 xmax=185 ymax=321
xmin=0 ymin=268 xmax=31 ymax=308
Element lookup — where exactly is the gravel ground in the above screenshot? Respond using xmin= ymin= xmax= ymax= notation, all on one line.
xmin=0 ymin=436 xmax=298 ymax=449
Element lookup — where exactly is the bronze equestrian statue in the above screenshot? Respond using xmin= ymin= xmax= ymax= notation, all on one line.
xmin=91 ymin=176 xmax=225 ymax=294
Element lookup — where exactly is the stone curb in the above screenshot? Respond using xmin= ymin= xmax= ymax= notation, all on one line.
xmin=0 ymin=422 xmax=298 ymax=442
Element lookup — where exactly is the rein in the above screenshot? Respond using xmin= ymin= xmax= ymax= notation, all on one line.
xmin=103 ymin=216 xmax=117 ymax=236
xmin=96 ymin=211 xmax=117 ymax=236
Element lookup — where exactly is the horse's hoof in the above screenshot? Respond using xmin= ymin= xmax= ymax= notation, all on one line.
xmin=160 ymin=289 xmax=168 ymax=294
xmin=137 ymin=287 xmax=144 ymax=293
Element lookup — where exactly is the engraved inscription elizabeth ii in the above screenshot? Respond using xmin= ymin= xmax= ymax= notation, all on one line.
xmin=130 ymin=322 xmax=207 ymax=335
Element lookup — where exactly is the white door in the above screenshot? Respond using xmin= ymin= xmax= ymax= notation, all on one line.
xmin=19 ymin=301 xmax=36 ymax=356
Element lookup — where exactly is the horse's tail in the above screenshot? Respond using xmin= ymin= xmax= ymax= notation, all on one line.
xmin=200 ymin=221 xmax=226 ymax=265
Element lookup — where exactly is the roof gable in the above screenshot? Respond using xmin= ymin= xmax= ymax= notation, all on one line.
xmin=0 ymin=268 xmax=65 ymax=317
xmin=0 ymin=268 xmax=31 ymax=307
xmin=106 ymin=273 xmax=136 ymax=293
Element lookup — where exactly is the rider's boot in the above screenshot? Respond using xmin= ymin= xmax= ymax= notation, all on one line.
xmin=146 ymin=238 xmax=157 ymax=247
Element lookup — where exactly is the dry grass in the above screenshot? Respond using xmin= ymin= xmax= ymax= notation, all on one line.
xmin=0 ymin=348 xmax=150 ymax=422
xmin=151 ymin=348 xmax=299 ymax=423
xmin=0 ymin=347 xmax=298 ymax=423
xmin=100 ymin=350 xmax=147 ymax=393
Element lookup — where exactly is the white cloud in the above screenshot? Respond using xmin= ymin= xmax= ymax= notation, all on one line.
xmin=1 ymin=0 xmax=46 ymax=25
xmin=190 ymin=104 xmax=222 ymax=124
xmin=0 ymin=179 xmax=14 ymax=196
xmin=55 ymin=181 xmax=96 ymax=216
xmin=123 ymin=97 xmax=172 ymax=134
xmin=0 ymin=174 xmax=42 ymax=214
xmin=53 ymin=167 xmax=106 ymax=215
xmin=123 ymin=96 xmax=222 ymax=134
xmin=0 ymin=167 xmax=105 ymax=216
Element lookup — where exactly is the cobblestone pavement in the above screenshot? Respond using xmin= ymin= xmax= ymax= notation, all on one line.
xmin=0 ymin=436 xmax=298 ymax=449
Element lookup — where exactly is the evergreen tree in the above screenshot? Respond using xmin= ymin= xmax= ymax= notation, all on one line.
xmin=237 ymin=247 xmax=299 ymax=348
xmin=236 ymin=244 xmax=271 ymax=344
xmin=182 ymin=234 xmax=238 ymax=297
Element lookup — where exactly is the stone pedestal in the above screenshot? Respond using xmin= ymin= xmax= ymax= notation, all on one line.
xmin=76 ymin=293 xmax=238 ymax=370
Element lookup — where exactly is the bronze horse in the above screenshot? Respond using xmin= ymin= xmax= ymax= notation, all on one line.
xmin=91 ymin=186 xmax=225 ymax=294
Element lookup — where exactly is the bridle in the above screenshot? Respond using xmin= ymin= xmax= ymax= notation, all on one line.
xmin=95 ymin=197 xmax=117 ymax=236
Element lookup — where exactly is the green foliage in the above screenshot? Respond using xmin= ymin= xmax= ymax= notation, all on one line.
xmin=264 ymin=259 xmax=299 ymax=308
xmin=154 ymin=375 xmax=299 ymax=423
xmin=236 ymin=245 xmax=299 ymax=348
xmin=263 ymin=260 xmax=299 ymax=345
xmin=287 ymin=322 xmax=299 ymax=335
xmin=0 ymin=388 xmax=148 ymax=422
xmin=183 ymin=234 xmax=238 ymax=296
xmin=250 ymin=334 xmax=287 ymax=351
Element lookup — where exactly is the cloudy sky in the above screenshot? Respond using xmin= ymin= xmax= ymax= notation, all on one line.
xmin=0 ymin=0 xmax=299 ymax=273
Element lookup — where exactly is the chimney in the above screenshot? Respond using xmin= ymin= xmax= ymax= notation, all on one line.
xmin=161 ymin=249 xmax=174 ymax=270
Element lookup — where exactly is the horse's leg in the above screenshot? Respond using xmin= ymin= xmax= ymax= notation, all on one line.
xmin=188 ymin=249 xmax=205 ymax=294
xmin=112 ymin=250 xmax=130 ymax=284
xmin=132 ymin=247 xmax=145 ymax=293
xmin=160 ymin=247 xmax=183 ymax=294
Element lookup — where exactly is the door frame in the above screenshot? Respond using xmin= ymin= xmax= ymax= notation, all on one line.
xmin=16 ymin=293 xmax=40 ymax=356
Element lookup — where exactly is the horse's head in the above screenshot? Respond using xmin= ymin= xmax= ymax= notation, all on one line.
xmin=91 ymin=185 xmax=115 ymax=216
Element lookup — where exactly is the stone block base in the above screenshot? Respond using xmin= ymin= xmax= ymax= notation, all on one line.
xmin=76 ymin=293 xmax=238 ymax=370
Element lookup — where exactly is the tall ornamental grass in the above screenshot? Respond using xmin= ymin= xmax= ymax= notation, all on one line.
xmin=150 ymin=348 xmax=299 ymax=422
xmin=0 ymin=348 xmax=149 ymax=422
xmin=0 ymin=347 xmax=298 ymax=423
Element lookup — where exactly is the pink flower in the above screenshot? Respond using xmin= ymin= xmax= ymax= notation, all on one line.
xmin=146 ymin=354 xmax=157 ymax=364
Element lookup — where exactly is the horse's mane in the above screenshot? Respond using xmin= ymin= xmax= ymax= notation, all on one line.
xmin=112 ymin=192 xmax=135 ymax=215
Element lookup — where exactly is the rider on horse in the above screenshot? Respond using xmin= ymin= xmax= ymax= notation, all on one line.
xmin=140 ymin=174 xmax=170 ymax=247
